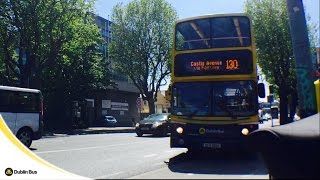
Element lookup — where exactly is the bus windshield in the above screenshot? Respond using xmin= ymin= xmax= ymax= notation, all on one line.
xmin=172 ymin=81 xmax=257 ymax=117
xmin=175 ymin=16 xmax=251 ymax=50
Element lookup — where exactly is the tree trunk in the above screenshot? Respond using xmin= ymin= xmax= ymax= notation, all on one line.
xmin=279 ymin=90 xmax=289 ymax=125
xmin=288 ymin=91 xmax=298 ymax=122
xmin=147 ymin=97 xmax=155 ymax=114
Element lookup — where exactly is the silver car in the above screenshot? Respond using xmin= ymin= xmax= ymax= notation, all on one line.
xmin=102 ymin=116 xmax=117 ymax=126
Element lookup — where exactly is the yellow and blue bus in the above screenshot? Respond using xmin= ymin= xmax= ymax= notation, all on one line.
xmin=169 ymin=14 xmax=265 ymax=151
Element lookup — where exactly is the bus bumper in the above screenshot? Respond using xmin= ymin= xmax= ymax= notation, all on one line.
xmin=171 ymin=135 xmax=249 ymax=151
xmin=170 ymin=123 xmax=258 ymax=151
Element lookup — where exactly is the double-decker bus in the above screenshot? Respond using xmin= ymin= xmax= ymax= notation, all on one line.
xmin=169 ymin=14 xmax=265 ymax=151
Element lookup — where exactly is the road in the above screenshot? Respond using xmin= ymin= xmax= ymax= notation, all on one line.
xmin=31 ymin=132 xmax=270 ymax=179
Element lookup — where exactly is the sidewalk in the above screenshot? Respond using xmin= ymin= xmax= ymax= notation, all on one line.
xmin=43 ymin=126 xmax=135 ymax=138
xmin=259 ymin=118 xmax=280 ymax=129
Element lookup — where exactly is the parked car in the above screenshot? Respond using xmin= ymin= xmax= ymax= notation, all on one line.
xmin=293 ymin=113 xmax=300 ymax=121
xmin=101 ymin=115 xmax=117 ymax=126
xmin=262 ymin=108 xmax=272 ymax=121
xmin=135 ymin=113 xmax=170 ymax=137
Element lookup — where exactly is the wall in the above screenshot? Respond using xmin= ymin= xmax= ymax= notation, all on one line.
xmin=92 ymin=89 xmax=140 ymax=127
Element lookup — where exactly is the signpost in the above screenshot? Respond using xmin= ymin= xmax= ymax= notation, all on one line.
xmin=268 ymin=95 xmax=275 ymax=126
xmin=271 ymin=107 xmax=279 ymax=127
xmin=136 ymin=97 xmax=142 ymax=110
xmin=271 ymin=107 xmax=279 ymax=119
xmin=136 ymin=97 xmax=142 ymax=120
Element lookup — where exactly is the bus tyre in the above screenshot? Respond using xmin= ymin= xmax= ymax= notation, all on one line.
xmin=136 ymin=131 xmax=143 ymax=137
xmin=17 ymin=129 xmax=32 ymax=148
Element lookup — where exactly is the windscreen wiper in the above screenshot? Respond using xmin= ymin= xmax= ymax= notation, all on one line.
xmin=217 ymin=100 xmax=251 ymax=120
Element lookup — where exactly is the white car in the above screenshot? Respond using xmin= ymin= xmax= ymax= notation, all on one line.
xmin=102 ymin=116 xmax=117 ymax=126
xmin=262 ymin=108 xmax=272 ymax=121
xmin=262 ymin=113 xmax=272 ymax=121
xmin=293 ymin=114 xmax=300 ymax=121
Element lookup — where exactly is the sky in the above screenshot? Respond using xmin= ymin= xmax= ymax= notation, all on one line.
xmin=94 ymin=0 xmax=319 ymax=98
xmin=95 ymin=0 xmax=319 ymax=34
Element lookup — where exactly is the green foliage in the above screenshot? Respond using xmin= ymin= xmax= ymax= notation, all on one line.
xmin=0 ymin=0 xmax=113 ymax=129
xmin=245 ymin=0 xmax=317 ymax=123
xmin=245 ymin=0 xmax=296 ymax=124
xmin=109 ymin=0 xmax=177 ymax=113
xmin=245 ymin=0 xmax=296 ymax=90
xmin=305 ymin=14 xmax=319 ymax=48
xmin=0 ymin=0 xmax=111 ymax=88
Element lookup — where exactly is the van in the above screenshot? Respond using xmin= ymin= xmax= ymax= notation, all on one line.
xmin=0 ymin=86 xmax=43 ymax=147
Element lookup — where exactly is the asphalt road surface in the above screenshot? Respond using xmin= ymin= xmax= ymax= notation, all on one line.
xmin=31 ymin=133 xmax=269 ymax=179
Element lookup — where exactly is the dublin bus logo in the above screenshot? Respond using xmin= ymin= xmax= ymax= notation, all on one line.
xmin=5 ymin=168 xmax=13 ymax=176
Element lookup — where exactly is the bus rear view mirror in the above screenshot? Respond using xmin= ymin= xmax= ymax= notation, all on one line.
xmin=258 ymin=83 xmax=266 ymax=98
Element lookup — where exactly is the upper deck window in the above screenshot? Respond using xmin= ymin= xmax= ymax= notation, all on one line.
xmin=175 ymin=16 xmax=251 ymax=50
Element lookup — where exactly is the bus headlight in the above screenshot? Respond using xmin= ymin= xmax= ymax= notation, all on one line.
xmin=241 ymin=128 xmax=249 ymax=136
xmin=176 ymin=127 xmax=183 ymax=134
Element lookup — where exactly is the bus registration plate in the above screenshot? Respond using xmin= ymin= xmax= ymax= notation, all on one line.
xmin=203 ymin=143 xmax=221 ymax=149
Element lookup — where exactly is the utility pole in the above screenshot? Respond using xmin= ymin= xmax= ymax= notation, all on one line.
xmin=286 ymin=0 xmax=317 ymax=118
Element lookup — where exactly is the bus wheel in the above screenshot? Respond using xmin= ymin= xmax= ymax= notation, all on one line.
xmin=17 ymin=129 xmax=33 ymax=148
xmin=136 ymin=131 xmax=143 ymax=137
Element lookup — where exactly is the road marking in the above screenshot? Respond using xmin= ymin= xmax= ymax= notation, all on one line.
xmin=93 ymin=171 xmax=124 ymax=179
xmin=35 ymin=139 xmax=160 ymax=154
xmin=35 ymin=139 xmax=64 ymax=143
xmin=144 ymin=154 xmax=157 ymax=158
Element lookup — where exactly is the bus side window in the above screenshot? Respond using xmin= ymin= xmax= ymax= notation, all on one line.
xmin=15 ymin=92 xmax=38 ymax=112
xmin=0 ymin=91 xmax=12 ymax=112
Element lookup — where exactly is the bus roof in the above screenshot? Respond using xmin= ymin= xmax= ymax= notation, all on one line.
xmin=0 ymin=85 xmax=41 ymax=93
xmin=175 ymin=13 xmax=250 ymax=24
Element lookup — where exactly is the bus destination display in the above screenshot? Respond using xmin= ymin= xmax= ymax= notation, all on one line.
xmin=174 ymin=50 xmax=253 ymax=76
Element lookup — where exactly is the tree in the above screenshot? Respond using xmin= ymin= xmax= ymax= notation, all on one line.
xmin=245 ymin=0 xmax=317 ymax=124
xmin=41 ymin=13 xmax=113 ymax=129
xmin=109 ymin=0 xmax=177 ymax=114
xmin=0 ymin=0 xmax=113 ymax=129
xmin=0 ymin=0 xmax=109 ymax=88
xmin=245 ymin=0 xmax=297 ymax=124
